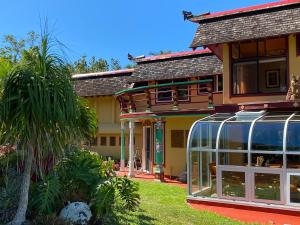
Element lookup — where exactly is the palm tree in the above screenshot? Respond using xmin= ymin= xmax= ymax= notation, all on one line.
xmin=0 ymin=33 xmax=96 ymax=225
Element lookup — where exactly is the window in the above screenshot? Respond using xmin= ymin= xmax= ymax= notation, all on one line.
xmin=177 ymin=79 xmax=189 ymax=101
xmin=157 ymin=79 xmax=189 ymax=102
xmin=171 ymin=130 xmax=184 ymax=148
xmin=198 ymin=75 xmax=223 ymax=94
xmin=198 ymin=76 xmax=215 ymax=93
xmin=231 ymin=37 xmax=287 ymax=95
xmin=157 ymin=80 xmax=172 ymax=102
xmin=100 ymin=136 xmax=107 ymax=146
xmin=109 ymin=136 xmax=116 ymax=146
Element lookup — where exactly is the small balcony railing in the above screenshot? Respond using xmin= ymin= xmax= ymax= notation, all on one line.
xmin=115 ymin=79 xmax=220 ymax=114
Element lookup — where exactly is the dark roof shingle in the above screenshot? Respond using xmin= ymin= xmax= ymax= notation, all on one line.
xmin=190 ymin=2 xmax=300 ymax=48
xmin=131 ymin=51 xmax=222 ymax=82
xmin=72 ymin=69 xmax=133 ymax=97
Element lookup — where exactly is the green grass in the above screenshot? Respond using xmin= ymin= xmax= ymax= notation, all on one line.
xmin=110 ymin=180 xmax=253 ymax=225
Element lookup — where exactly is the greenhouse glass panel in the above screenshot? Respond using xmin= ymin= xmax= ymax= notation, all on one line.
xmin=219 ymin=122 xmax=251 ymax=150
xmin=199 ymin=122 xmax=221 ymax=150
xmin=287 ymin=122 xmax=300 ymax=151
xmin=251 ymin=122 xmax=284 ymax=151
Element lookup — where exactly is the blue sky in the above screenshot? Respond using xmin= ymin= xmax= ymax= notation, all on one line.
xmin=0 ymin=0 xmax=275 ymax=67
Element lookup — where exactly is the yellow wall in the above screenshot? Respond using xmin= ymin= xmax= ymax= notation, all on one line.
xmin=85 ymin=96 xmax=142 ymax=160
xmin=289 ymin=34 xmax=300 ymax=77
xmin=164 ymin=116 xmax=206 ymax=177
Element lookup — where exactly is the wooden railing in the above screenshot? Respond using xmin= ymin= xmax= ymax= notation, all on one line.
xmin=115 ymin=79 xmax=218 ymax=114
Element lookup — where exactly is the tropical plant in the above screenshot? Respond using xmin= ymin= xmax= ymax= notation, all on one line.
xmin=28 ymin=148 xmax=140 ymax=223
xmin=29 ymin=173 xmax=61 ymax=215
xmin=56 ymin=149 xmax=109 ymax=202
xmin=91 ymin=177 xmax=140 ymax=220
xmin=31 ymin=215 xmax=71 ymax=225
xmin=0 ymin=32 xmax=96 ymax=225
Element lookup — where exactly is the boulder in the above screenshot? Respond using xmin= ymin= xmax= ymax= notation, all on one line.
xmin=59 ymin=202 xmax=92 ymax=225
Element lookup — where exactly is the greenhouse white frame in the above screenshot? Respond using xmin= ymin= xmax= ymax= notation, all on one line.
xmin=187 ymin=111 xmax=300 ymax=209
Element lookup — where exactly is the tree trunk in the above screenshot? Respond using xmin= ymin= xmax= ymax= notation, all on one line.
xmin=8 ymin=146 xmax=34 ymax=225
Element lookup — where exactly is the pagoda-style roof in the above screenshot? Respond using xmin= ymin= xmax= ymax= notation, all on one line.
xmin=189 ymin=0 xmax=300 ymax=48
xmin=130 ymin=49 xmax=222 ymax=82
xmin=72 ymin=69 xmax=134 ymax=97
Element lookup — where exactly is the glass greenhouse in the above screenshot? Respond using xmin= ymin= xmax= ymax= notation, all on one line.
xmin=187 ymin=111 xmax=300 ymax=207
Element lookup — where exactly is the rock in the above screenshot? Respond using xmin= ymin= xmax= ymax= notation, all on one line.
xmin=59 ymin=202 xmax=92 ymax=225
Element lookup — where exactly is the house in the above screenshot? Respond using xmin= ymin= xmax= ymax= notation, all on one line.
xmin=73 ymin=50 xmax=224 ymax=180
xmin=186 ymin=0 xmax=300 ymax=212
xmin=116 ymin=50 xmax=223 ymax=179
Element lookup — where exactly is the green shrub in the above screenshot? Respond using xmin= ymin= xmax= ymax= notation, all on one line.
xmin=0 ymin=168 xmax=21 ymax=210
xmin=31 ymin=215 xmax=71 ymax=225
xmin=30 ymin=173 xmax=62 ymax=215
xmin=28 ymin=148 xmax=140 ymax=222
xmin=91 ymin=177 xmax=140 ymax=219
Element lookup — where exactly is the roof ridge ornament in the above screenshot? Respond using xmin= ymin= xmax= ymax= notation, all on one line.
xmin=128 ymin=53 xmax=145 ymax=61
xmin=182 ymin=11 xmax=194 ymax=21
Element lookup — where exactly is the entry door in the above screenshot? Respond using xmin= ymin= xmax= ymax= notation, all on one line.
xmin=143 ymin=126 xmax=152 ymax=173
xmin=287 ymin=173 xmax=300 ymax=206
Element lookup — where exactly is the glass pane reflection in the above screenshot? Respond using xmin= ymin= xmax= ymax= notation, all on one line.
xmin=252 ymin=122 xmax=284 ymax=151
xmin=287 ymin=122 xmax=300 ymax=151
xmin=255 ymin=173 xmax=280 ymax=201
xmin=222 ymin=171 xmax=246 ymax=198
xmin=219 ymin=122 xmax=251 ymax=150
xmin=290 ymin=175 xmax=300 ymax=203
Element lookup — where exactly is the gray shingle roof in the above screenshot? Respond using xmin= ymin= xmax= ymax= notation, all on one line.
xmin=130 ymin=50 xmax=222 ymax=82
xmin=72 ymin=69 xmax=133 ymax=97
xmin=190 ymin=3 xmax=300 ymax=48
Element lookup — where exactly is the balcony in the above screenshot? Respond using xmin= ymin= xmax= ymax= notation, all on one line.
xmin=115 ymin=79 xmax=223 ymax=117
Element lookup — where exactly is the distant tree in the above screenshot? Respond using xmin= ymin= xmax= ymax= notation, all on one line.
xmin=149 ymin=50 xmax=172 ymax=56
xmin=110 ymin=58 xmax=121 ymax=71
xmin=0 ymin=58 xmax=13 ymax=90
xmin=73 ymin=55 xmax=88 ymax=73
xmin=90 ymin=56 xmax=109 ymax=72
xmin=70 ymin=56 xmax=123 ymax=74
xmin=125 ymin=64 xmax=136 ymax=69
xmin=0 ymin=32 xmax=39 ymax=63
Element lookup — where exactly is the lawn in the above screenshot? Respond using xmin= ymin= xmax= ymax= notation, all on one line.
xmin=110 ymin=179 xmax=252 ymax=225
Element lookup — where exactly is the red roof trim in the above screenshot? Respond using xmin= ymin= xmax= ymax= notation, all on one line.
xmin=136 ymin=49 xmax=211 ymax=63
xmin=201 ymin=0 xmax=300 ymax=20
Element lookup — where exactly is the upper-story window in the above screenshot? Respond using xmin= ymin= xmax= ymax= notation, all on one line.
xmin=198 ymin=74 xmax=223 ymax=94
xmin=231 ymin=37 xmax=287 ymax=95
xmin=157 ymin=79 xmax=189 ymax=102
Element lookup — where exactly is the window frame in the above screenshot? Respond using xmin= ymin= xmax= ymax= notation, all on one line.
xmin=230 ymin=37 xmax=288 ymax=97
xmin=100 ymin=136 xmax=107 ymax=146
xmin=109 ymin=136 xmax=116 ymax=147
xmin=156 ymin=79 xmax=190 ymax=103
xmin=198 ymin=74 xmax=223 ymax=95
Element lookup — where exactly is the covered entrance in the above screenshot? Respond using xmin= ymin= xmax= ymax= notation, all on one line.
xmin=188 ymin=111 xmax=300 ymax=208
xmin=142 ymin=124 xmax=153 ymax=173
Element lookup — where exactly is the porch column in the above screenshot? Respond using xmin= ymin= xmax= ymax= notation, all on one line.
xmin=128 ymin=120 xmax=135 ymax=177
xmin=120 ymin=121 xmax=126 ymax=171
xmin=154 ymin=119 xmax=164 ymax=182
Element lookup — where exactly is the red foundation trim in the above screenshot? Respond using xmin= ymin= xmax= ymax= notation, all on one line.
xmin=187 ymin=199 xmax=300 ymax=216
